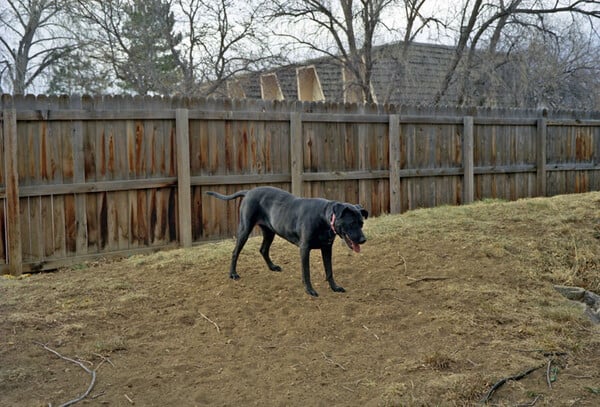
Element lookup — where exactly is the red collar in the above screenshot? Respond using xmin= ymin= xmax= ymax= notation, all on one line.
xmin=330 ymin=213 xmax=337 ymax=234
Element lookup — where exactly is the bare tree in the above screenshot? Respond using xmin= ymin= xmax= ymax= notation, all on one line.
xmin=66 ymin=0 xmax=275 ymax=96
xmin=173 ymin=0 xmax=280 ymax=96
xmin=0 ymin=0 xmax=76 ymax=94
xmin=267 ymin=0 xmax=398 ymax=103
xmin=506 ymin=22 xmax=600 ymax=109
xmin=401 ymin=0 xmax=442 ymax=43
xmin=433 ymin=0 xmax=600 ymax=105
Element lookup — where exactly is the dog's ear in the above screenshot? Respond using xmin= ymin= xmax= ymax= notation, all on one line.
xmin=334 ymin=203 xmax=368 ymax=220
xmin=354 ymin=204 xmax=368 ymax=219
xmin=332 ymin=203 xmax=345 ymax=219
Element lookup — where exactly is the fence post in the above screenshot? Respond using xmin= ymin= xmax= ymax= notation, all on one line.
xmin=536 ymin=116 xmax=547 ymax=197
xmin=176 ymin=108 xmax=192 ymax=248
xmin=290 ymin=112 xmax=303 ymax=197
xmin=463 ymin=116 xmax=474 ymax=204
xmin=2 ymin=102 xmax=23 ymax=276
xmin=388 ymin=114 xmax=402 ymax=214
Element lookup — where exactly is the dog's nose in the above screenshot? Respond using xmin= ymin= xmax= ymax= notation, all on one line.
xmin=358 ymin=235 xmax=366 ymax=244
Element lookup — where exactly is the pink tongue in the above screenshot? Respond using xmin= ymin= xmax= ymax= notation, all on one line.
xmin=352 ymin=242 xmax=361 ymax=253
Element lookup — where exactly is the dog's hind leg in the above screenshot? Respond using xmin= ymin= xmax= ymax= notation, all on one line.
xmin=229 ymin=220 xmax=253 ymax=280
xmin=321 ymin=245 xmax=345 ymax=293
xmin=259 ymin=225 xmax=282 ymax=272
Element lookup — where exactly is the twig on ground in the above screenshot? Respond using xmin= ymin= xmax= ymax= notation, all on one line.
xmin=466 ymin=359 xmax=479 ymax=367
xmin=546 ymin=359 xmax=553 ymax=389
xmin=124 ymin=394 xmax=134 ymax=404
xmin=541 ymin=351 xmax=567 ymax=357
xmin=199 ymin=312 xmax=221 ymax=334
xmin=517 ymin=394 xmax=542 ymax=407
xmin=397 ymin=253 xmax=408 ymax=275
xmin=93 ymin=353 xmax=115 ymax=368
xmin=321 ymin=352 xmax=347 ymax=371
xmin=74 ymin=357 xmax=93 ymax=367
xmin=377 ymin=287 xmax=406 ymax=302
xmin=90 ymin=391 xmax=106 ymax=400
xmin=362 ymin=325 xmax=380 ymax=340
xmin=35 ymin=342 xmax=97 ymax=407
xmin=514 ymin=349 xmax=567 ymax=356
xmin=406 ymin=276 xmax=451 ymax=286
xmin=481 ymin=364 xmax=544 ymax=404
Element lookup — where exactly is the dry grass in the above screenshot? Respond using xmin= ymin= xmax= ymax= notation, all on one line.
xmin=1 ymin=191 xmax=599 ymax=406
xmin=369 ymin=193 xmax=600 ymax=292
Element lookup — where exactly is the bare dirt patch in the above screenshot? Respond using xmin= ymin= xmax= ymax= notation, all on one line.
xmin=2 ymin=192 xmax=600 ymax=406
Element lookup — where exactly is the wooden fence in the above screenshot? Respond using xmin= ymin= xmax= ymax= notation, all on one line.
xmin=1 ymin=94 xmax=599 ymax=275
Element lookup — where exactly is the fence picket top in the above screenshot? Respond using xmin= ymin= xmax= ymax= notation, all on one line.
xmin=1 ymin=93 xmax=600 ymax=118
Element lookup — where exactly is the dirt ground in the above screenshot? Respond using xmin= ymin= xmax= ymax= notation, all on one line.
xmin=2 ymin=192 xmax=600 ymax=406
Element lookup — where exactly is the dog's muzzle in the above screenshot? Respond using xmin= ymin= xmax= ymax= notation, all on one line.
xmin=342 ymin=234 xmax=366 ymax=253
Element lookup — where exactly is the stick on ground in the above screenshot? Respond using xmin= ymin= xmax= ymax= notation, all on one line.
xmin=35 ymin=342 xmax=97 ymax=407
xmin=322 ymin=352 xmax=347 ymax=371
xmin=406 ymin=276 xmax=451 ymax=286
xmin=200 ymin=312 xmax=221 ymax=334
xmin=481 ymin=364 xmax=544 ymax=404
xmin=546 ymin=359 xmax=554 ymax=389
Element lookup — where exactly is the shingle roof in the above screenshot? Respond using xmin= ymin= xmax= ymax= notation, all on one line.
xmin=216 ymin=41 xmax=466 ymax=106
xmin=371 ymin=41 xmax=460 ymax=105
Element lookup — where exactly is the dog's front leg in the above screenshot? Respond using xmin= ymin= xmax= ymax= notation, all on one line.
xmin=321 ymin=245 xmax=345 ymax=293
xmin=300 ymin=245 xmax=318 ymax=297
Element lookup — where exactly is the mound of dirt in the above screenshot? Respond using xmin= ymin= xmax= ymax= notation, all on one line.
xmin=1 ymin=192 xmax=599 ymax=406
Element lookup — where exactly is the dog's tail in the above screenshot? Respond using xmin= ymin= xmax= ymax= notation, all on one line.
xmin=205 ymin=190 xmax=248 ymax=201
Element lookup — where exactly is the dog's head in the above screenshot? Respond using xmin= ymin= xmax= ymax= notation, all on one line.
xmin=332 ymin=203 xmax=368 ymax=253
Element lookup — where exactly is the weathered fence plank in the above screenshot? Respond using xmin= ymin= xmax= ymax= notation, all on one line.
xmin=71 ymin=96 xmax=89 ymax=255
xmin=388 ymin=114 xmax=402 ymax=213
xmin=463 ymin=116 xmax=474 ymax=204
xmin=537 ymin=118 xmax=547 ymax=196
xmin=176 ymin=109 xmax=192 ymax=248
xmin=3 ymin=106 xmax=22 ymax=275
xmin=290 ymin=112 xmax=303 ymax=197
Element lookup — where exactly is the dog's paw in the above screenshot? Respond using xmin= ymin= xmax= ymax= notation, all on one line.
xmin=229 ymin=272 xmax=241 ymax=280
xmin=269 ymin=265 xmax=282 ymax=272
xmin=305 ymin=287 xmax=319 ymax=297
xmin=331 ymin=285 xmax=346 ymax=293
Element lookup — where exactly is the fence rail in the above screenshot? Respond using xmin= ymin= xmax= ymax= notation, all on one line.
xmin=1 ymin=94 xmax=599 ymax=275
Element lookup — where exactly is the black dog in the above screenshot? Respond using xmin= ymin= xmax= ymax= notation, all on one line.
xmin=206 ymin=186 xmax=368 ymax=296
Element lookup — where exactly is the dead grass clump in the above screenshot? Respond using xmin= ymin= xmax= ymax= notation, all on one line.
xmin=424 ymin=351 xmax=455 ymax=371
xmin=446 ymin=374 xmax=491 ymax=405
xmin=380 ymin=382 xmax=408 ymax=406
xmin=127 ymin=240 xmax=237 ymax=271
xmin=58 ymin=323 xmax=85 ymax=336
xmin=0 ymin=367 xmax=30 ymax=384
xmin=542 ymin=303 xmax=585 ymax=324
xmin=117 ymin=291 xmax=151 ymax=303
xmin=94 ymin=336 xmax=128 ymax=353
